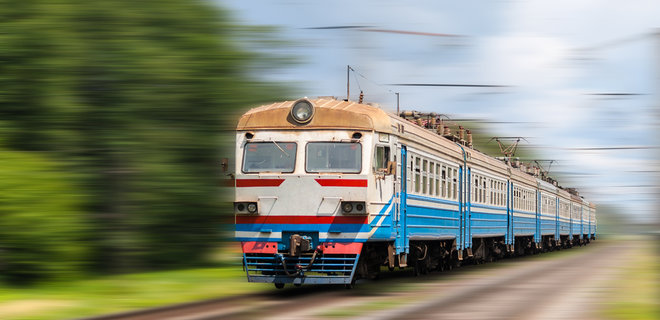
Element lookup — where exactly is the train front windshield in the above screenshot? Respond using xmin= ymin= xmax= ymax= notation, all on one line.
xmin=242 ymin=142 xmax=297 ymax=173
xmin=306 ymin=142 xmax=361 ymax=173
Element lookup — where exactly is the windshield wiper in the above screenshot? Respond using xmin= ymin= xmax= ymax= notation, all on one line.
xmin=271 ymin=141 xmax=290 ymax=158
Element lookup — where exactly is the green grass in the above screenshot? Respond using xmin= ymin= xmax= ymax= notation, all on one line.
xmin=602 ymin=239 xmax=659 ymax=320
xmin=0 ymin=263 xmax=273 ymax=320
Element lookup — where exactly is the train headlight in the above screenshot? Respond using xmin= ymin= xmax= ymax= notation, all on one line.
xmin=235 ymin=202 xmax=258 ymax=214
xmin=342 ymin=202 xmax=353 ymax=213
xmin=291 ymin=99 xmax=314 ymax=124
xmin=341 ymin=201 xmax=366 ymax=214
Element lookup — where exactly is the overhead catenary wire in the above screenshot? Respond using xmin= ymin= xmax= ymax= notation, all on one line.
xmin=348 ymin=65 xmax=397 ymax=95
xmin=347 ymin=65 xmax=399 ymax=108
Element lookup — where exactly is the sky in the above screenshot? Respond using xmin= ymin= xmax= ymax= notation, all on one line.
xmin=220 ymin=0 xmax=660 ymax=223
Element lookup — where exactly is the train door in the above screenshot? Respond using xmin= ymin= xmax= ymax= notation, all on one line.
xmin=569 ymin=204 xmax=573 ymax=240
xmin=535 ymin=190 xmax=541 ymax=244
xmin=555 ymin=197 xmax=560 ymax=242
xmin=464 ymin=167 xmax=472 ymax=250
xmin=506 ymin=181 xmax=514 ymax=249
xmin=394 ymin=145 xmax=409 ymax=265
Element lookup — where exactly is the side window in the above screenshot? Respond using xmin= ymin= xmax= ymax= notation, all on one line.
xmin=429 ymin=161 xmax=435 ymax=196
xmin=452 ymin=168 xmax=458 ymax=200
xmin=441 ymin=165 xmax=446 ymax=198
xmin=407 ymin=155 xmax=413 ymax=193
xmin=422 ymin=159 xmax=428 ymax=194
xmin=373 ymin=146 xmax=390 ymax=173
xmin=435 ymin=164 xmax=441 ymax=197
xmin=483 ymin=179 xmax=488 ymax=204
xmin=414 ymin=156 xmax=421 ymax=193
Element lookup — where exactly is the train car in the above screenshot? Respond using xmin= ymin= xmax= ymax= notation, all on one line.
xmin=538 ymin=179 xmax=558 ymax=248
xmin=509 ymin=165 xmax=539 ymax=253
xmin=557 ymin=188 xmax=572 ymax=246
xmin=589 ymin=203 xmax=597 ymax=239
xmin=234 ymin=98 xmax=596 ymax=288
xmin=581 ymin=201 xmax=590 ymax=242
xmin=465 ymin=152 xmax=510 ymax=261
xmin=570 ymin=196 xmax=582 ymax=245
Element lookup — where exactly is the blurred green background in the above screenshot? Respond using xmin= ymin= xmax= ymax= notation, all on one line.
xmin=0 ymin=0 xmax=290 ymax=284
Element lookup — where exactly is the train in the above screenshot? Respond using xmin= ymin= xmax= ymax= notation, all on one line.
xmin=234 ymin=97 xmax=596 ymax=288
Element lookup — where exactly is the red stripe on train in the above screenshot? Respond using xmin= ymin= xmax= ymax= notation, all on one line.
xmin=236 ymin=215 xmax=368 ymax=224
xmin=321 ymin=242 xmax=363 ymax=254
xmin=241 ymin=241 xmax=278 ymax=254
xmin=236 ymin=179 xmax=284 ymax=187
xmin=315 ymin=179 xmax=368 ymax=187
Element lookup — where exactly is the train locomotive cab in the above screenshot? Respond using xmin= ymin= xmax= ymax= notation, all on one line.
xmin=234 ymin=98 xmax=395 ymax=287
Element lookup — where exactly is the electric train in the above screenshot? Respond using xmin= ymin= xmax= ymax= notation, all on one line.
xmin=234 ymin=98 xmax=596 ymax=288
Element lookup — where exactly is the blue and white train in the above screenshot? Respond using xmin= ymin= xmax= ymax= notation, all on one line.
xmin=234 ymin=98 xmax=596 ymax=288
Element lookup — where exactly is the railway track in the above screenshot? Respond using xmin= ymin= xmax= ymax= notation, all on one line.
xmin=80 ymin=241 xmax=628 ymax=320
xmin=355 ymin=241 xmax=631 ymax=320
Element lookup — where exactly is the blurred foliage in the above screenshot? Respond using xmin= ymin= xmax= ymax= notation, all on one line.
xmin=0 ymin=149 xmax=88 ymax=284
xmin=0 ymin=0 xmax=290 ymax=279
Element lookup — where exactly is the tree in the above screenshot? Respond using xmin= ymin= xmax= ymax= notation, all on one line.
xmin=0 ymin=0 xmax=287 ymax=273
xmin=0 ymin=149 xmax=88 ymax=283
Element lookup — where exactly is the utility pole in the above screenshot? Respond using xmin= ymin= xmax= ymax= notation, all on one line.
xmin=346 ymin=65 xmax=351 ymax=101
xmin=396 ymin=92 xmax=400 ymax=115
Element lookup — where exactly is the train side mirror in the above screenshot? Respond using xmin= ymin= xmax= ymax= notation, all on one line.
xmin=220 ymin=158 xmax=229 ymax=172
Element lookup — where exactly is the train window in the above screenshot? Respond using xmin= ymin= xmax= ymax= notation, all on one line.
xmin=447 ymin=169 xmax=452 ymax=200
xmin=476 ymin=177 xmax=481 ymax=203
xmin=435 ymin=164 xmax=441 ymax=197
xmin=422 ymin=160 xmax=428 ymax=194
xmin=440 ymin=166 xmax=446 ymax=198
xmin=452 ymin=168 xmax=458 ymax=200
xmin=481 ymin=177 xmax=488 ymax=203
xmin=477 ymin=177 xmax=481 ymax=203
xmin=502 ymin=183 xmax=505 ymax=205
xmin=414 ymin=157 xmax=421 ymax=193
xmin=500 ymin=182 xmax=504 ymax=206
xmin=483 ymin=180 xmax=488 ymax=204
xmin=432 ymin=162 xmax=438 ymax=196
xmin=502 ymin=183 xmax=506 ymax=205
xmin=373 ymin=146 xmax=390 ymax=173
xmin=408 ymin=156 xmax=413 ymax=193
xmin=429 ymin=161 xmax=435 ymax=196
xmin=242 ymin=142 xmax=297 ymax=173
xmin=306 ymin=142 xmax=361 ymax=173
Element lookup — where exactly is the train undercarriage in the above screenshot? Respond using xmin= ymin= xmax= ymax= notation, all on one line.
xmin=354 ymin=235 xmax=594 ymax=281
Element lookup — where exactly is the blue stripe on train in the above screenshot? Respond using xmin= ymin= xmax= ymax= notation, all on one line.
xmin=236 ymin=223 xmax=370 ymax=233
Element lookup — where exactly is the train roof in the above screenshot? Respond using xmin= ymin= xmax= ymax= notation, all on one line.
xmin=238 ymin=98 xmax=592 ymax=206
xmin=236 ymin=98 xmax=392 ymax=132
